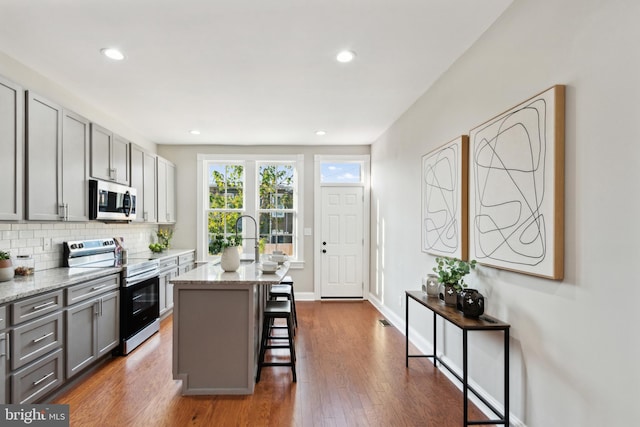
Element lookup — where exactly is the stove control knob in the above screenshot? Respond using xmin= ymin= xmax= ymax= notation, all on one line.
xmin=79 ymin=243 xmax=84 ymax=248
xmin=70 ymin=244 xmax=77 ymax=249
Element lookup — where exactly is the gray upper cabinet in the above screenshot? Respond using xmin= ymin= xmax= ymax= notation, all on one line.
xmin=0 ymin=76 xmax=23 ymax=220
xmin=144 ymin=151 xmax=158 ymax=222
xmin=130 ymin=144 xmax=157 ymax=223
xmin=157 ymin=156 xmax=176 ymax=224
xmin=61 ymin=110 xmax=90 ymax=221
xmin=26 ymin=92 xmax=89 ymax=221
xmin=90 ymin=123 xmax=130 ymax=185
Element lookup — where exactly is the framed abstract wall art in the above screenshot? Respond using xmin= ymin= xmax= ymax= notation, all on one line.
xmin=421 ymin=135 xmax=469 ymax=260
xmin=468 ymin=85 xmax=565 ymax=279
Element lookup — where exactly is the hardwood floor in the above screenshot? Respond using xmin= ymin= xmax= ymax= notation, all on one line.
xmin=53 ymin=301 xmax=490 ymax=426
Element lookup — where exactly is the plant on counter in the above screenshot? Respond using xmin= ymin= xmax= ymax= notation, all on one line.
xmin=433 ymin=256 xmax=477 ymax=291
xmin=208 ymin=234 xmax=243 ymax=255
xmin=0 ymin=250 xmax=13 ymax=282
xmin=149 ymin=228 xmax=174 ymax=253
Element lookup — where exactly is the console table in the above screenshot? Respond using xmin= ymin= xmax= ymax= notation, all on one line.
xmin=405 ymin=290 xmax=510 ymax=427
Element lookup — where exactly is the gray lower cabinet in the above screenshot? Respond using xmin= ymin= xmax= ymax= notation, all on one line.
xmin=66 ymin=276 xmax=120 ymax=379
xmin=11 ymin=348 xmax=63 ymax=405
xmin=0 ymin=305 xmax=7 ymax=404
xmin=159 ymin=257 xmax=178 ymax=316
xmin=0 ymin=75 xmax=23 ymax=220
xmin=178 ymin=251 xmax=196 ymax=275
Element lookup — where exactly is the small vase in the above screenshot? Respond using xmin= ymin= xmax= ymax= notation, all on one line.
xmin=461 ymin=289 xmax=485 ymax=318
xmin=424 ymin=274 xmax=440 ymax=298
xmin=0 ymin=259 xmax=14 ymax=282
xmin=220 ymin=246 xmax=240 ymax=272
xmin=439 ymin=283 xmax=457 ymax=306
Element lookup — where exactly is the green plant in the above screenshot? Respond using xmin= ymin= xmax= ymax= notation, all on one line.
xmin=157 ymin=228 xmax=173 ymax=248
xmin=209 ymin=234 xmax=243 ymax=255
xmin=433 ymin=257 xmax=477 ymax=291
xmin=0 ymin=250 xmax=10 ymax=261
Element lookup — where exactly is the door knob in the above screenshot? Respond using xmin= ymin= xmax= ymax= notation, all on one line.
xmin=322 ymin=249 xmax=326 ymax=253
xmin=322 ymin=241 xmax=327 ymax=245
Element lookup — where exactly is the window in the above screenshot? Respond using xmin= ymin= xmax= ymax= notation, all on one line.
xmin=207 ymin=163 xmax=244 ymax=256
xmin=320 ymin=162 xmax=362 ymax=183
xmin=197 ymin=155 xmax=304 ymax=263
xmin=257 ymin=163 xmax=295 ymax=256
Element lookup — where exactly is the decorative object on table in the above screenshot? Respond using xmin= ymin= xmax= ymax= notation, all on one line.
xmin=433 ymin=256 xmax=476 ymax=307
xmin=14 ymin=255 xmax=34 ymax=276
xmin=0 ymin=250 xmax=14 ymax=282
xmin=469 ymin=85 xmax=565 ymax=280
xmin=421 ymin=135 xmax=469 ymax=260
xmin=422 ymin=274 xmax=440 ymax=298
xmin=460 ymin=288 xmax=485 ymax=318
xmin=210 ymin=234 xmax=243 ymax=272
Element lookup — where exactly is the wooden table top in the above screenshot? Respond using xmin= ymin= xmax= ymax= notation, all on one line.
xmin=406 ymin=290 xmax=510 ymax=331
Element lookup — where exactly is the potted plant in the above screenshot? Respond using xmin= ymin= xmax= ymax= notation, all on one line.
xmin=0 ymin=250 xmax=14 ymax=282
xmin=433 ymin=257 xmax=476 ymax=306
xmin=150 ymin=228 xmax=173 ymax=253
xmin=210 ymin=235 xmax=243 ymax=272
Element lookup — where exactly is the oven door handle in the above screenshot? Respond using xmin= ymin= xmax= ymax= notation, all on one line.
xmin=125 ymin=270 xmax=159 ymax=287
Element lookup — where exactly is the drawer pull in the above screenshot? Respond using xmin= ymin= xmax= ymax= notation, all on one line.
xmin=33 ymin=332 xmax=54 ymax=343
xmin=92 ymin=285 xmax=107 ymax=291
xmin=33 ymin=372 xmax=54 ymax=386
xmin=32 ymin=301 xmax=56 ymax=311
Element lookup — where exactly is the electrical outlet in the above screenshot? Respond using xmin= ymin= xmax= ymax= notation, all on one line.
xmin=43 ymin=238 xmax=52 ymax=251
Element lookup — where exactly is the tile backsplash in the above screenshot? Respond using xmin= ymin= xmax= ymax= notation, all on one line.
xmin=0 ymin=222 xmax=160 ymax=271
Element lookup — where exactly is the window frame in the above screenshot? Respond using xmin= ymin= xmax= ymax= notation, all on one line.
xmin=197 ymin=154 xmax=304 ymax=266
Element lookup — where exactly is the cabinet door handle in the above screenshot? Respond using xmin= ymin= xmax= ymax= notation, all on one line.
xmin=33 ymin=332 xmax=54 ymax=343
xmin=32 ymin=301 xmax=56 ymax=311
xmin=33 ymin=372 xmax=54 ymax=386
xmin=92 ymin=285 xmax=107 ymax=291
xmin=65 ymin=203 xmax=69 ymax=221
xmin=0 ymin=335 xmax=6 ymax=358
xmin=58 ymin=204 xmax=65 ymax=220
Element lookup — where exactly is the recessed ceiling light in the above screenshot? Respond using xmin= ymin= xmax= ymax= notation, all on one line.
xmin=336 ymin=50 xmax=356 ymax=63
xmin=189 ymin=129 xmax=201 ymax=135
xmin=101 ymin=48 xmax=125 ymax=61
xmin=315 ymin=130 xmax=327 ymax=136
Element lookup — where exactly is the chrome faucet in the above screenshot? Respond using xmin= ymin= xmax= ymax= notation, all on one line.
xmin=234 ymin=215 xmax=260 ymax=262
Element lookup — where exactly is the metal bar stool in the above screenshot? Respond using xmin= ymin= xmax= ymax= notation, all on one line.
xmin=256 ymin=300 xmax=297 ymax=383
xmin=269 ymin=275 xmax=297 ymax=328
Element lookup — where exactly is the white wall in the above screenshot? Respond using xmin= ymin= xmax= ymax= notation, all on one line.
xmin=157 ymin=144 xmax=370 ymax=294
xmin=370 ymin=0 xmax=640 ymax=426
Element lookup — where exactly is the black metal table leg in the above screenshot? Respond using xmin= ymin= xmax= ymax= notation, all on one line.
xmin=405 ymin=293 xmax=409 ymax=367
xmin=463 ymin=329 xmax=468 ymax=427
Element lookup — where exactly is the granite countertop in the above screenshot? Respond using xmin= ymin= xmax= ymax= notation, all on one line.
xmin=0 ymin=266 xmax=122 ymax=304
xmin=0 ymin=248 xmax=196 ymax=305
xmin=171 ymin=261 xmax=289 ymax=286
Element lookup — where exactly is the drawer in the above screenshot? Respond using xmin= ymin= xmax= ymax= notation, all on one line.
xmin=11 ymin=348 xmax=63 ymax=404
xmin=66 ymin=273 xmax=120 ymax=306
xmin=178 ymin=251 xmax=195 ymax=265
xmin=158 ymin=256 xmax=178 ymax=270
xmin=11 ymin=311 xmax=63 ymax=370
xmin=11 ymin=290 xmax=63 ymax=325
xmin=0 ymin=305 xmax=6 ymax=330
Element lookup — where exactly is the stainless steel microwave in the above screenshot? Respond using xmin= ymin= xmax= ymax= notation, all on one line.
xmin=89 ymin=179 xmax=137 ymax=221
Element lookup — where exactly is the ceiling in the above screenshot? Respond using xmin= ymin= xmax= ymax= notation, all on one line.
xmin=0 ymin=0 xmax=512 ymax=145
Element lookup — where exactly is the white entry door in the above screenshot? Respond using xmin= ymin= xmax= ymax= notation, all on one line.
xmin=320 ymin=186 xmax=364 ymax=298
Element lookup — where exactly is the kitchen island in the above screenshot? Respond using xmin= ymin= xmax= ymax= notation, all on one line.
xmin=170 ymin=261 xmax=289 ymax=395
